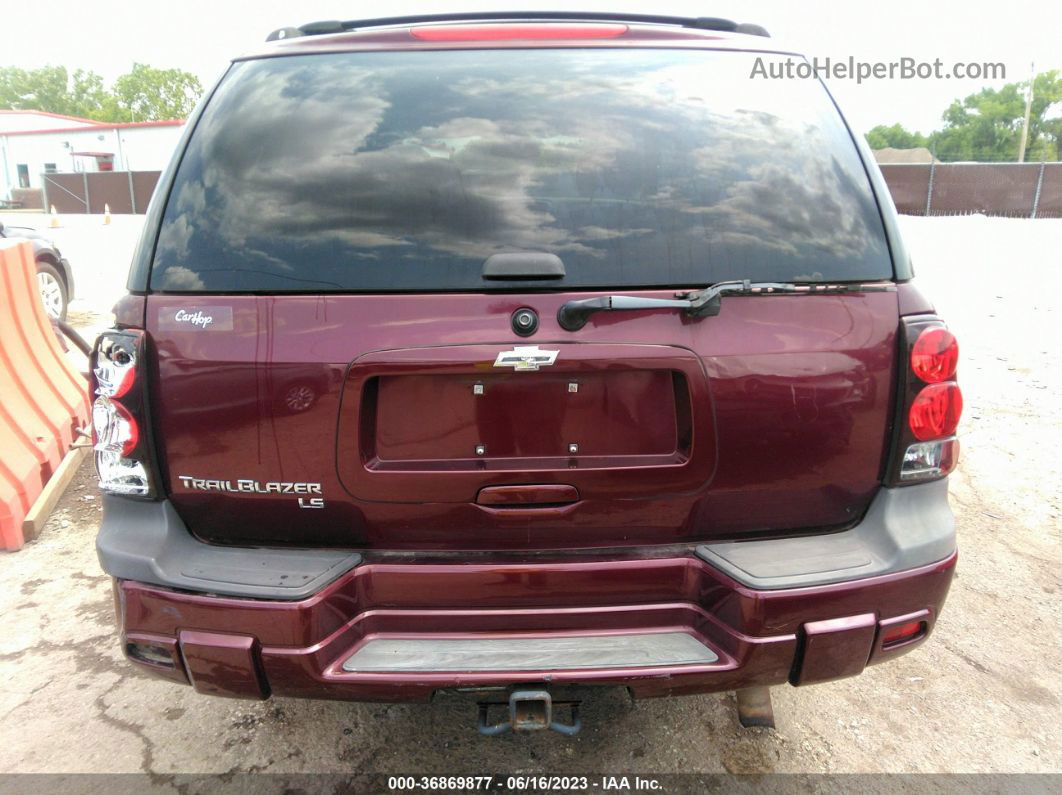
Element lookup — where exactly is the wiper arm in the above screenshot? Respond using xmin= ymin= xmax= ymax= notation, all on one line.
xmin=556 ymin=280 xmax=892 ymax=331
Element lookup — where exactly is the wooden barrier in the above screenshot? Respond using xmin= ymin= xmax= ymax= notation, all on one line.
xmin=0 ymin=240 xmax=90 ymax=550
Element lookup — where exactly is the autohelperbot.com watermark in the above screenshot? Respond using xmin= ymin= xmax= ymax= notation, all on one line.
xmin=750 ymin=56 xmax=1006 ymax=83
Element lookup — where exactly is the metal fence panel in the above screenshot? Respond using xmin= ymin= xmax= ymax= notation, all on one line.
xmin=928 ymin=163 xmax=1042 ymax=217
xmin=878 ymin=161 xmax=1061 ymax=218
xmin=87 ymin=172 xmax=133 ymax=214
xmin=878 ymin=165 xmax=932 ymax=215
xmin=41 ymin=174 xmax=88 ymax=214
xmin=1035 ymin=164 xmax=1062 ymax=218
xmin=39 ymin=171 xmax=161 ymax=215
xmin=131 ymin=171 xmax=162 ymax=214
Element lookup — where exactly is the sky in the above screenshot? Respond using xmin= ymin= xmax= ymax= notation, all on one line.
xmin=4 ymin=0 xmax=1060 ymax=135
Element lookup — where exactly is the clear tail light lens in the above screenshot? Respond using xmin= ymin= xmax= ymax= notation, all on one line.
xmin=91 ymin=330 xmax=154 ymax=498
xmin=94 ymin=335 xmax=137 ymax=398
xmin=900 ymin=437 xmax=959 ymax=481
xmin=92 ymin=397 xmax=139 ymax=456
xmin=95 ymin=450 xmax=152 ymax=496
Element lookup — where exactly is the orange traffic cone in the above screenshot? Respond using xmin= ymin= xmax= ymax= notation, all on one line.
xmin=48 ymin=205 xmax=61 ymax=228
xmin=103 ymin=204 xmax=112 ymax=225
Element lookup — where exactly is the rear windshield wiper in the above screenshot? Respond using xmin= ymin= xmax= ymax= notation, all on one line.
xmin=556 ymin=280 xmax=892 ymax=331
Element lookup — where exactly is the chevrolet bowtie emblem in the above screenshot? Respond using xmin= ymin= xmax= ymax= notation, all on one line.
xmin=493 ymin=346 xmax=560 ymax=372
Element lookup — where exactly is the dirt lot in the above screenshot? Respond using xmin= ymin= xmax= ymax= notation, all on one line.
xmin=0 ymin=214 xmax=1059 ymax=785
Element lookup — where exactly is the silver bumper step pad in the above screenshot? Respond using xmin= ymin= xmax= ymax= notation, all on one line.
xmin=342 ymin=631 xmax=718 ymax=672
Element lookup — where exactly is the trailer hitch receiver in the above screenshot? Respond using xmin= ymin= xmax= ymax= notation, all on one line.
xmin=478 ymin=689 xmax=581 ymax=736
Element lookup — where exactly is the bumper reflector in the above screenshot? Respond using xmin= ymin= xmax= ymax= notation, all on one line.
xmin=882 ymin=620 xmax=926 ymax=648
xmin=126 ymin=641 xmax=176 ymax=667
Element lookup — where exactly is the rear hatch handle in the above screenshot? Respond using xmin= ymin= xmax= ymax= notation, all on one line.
xmin=483 ymin=252 xmax=566 ymax=280
xmin=556 ymin=280 xmax=893 ymax=331
xmin=475 ymin=485 xmax=580 ymax=517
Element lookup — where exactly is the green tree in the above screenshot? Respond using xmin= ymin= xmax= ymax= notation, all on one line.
xmin=111 ymin=63 xmax=202 ymax=122
xmin=865 ymin=123 xmax=929 ymax=151
xmin=865 ymin=71 xmax=1062 ymax=161
xmin=0 ymin=63 xmax=202 ymax=122
xmin=928 ymin=82 xmax=1027 ymax=161
xmin=68 ymin=69 xmax=113 ymax=120
xmin=1024 ymin=70 xmax=1062 ymax=161
xmin=1040 ymin=117 xmax=1062 ymax=163
xmin=928 ymin=70 xmax=1062 ymax=161
xmin=0 ymin=65 xmax=79 ymax=115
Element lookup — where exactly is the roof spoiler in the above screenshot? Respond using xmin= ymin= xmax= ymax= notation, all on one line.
xmin=267 ymin=12 xmax=769 ymax=42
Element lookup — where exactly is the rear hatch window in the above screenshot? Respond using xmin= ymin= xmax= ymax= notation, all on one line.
xmin=151 ymin=48 xmax=891 ymax=293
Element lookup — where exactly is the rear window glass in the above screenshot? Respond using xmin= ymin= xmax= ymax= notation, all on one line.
xmin=151 ymin=49 xmax=892 ymax=292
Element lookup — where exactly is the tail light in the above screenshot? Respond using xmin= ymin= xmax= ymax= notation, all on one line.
xmin=91 ymin=330 xmax=156 ymax=497
xmin=909 ymin=383 xmax=963 ymax=440
xmin=93 ymin=397 xmax=139 ymax=456
xmin=910 ymin=327 xmax=959 ymax=383
xmin=887 ymin=318 xmax=962 ymax=485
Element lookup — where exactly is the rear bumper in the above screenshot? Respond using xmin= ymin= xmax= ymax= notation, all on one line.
xmin=112 ymin=549 xmax=956 ymax=703
xmin=101 ymin=481 xmax=957 ymax=702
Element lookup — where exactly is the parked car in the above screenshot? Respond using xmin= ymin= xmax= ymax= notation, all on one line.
xmin=0 ymin=221 xmax=75 ymax=320
xmin=92 ymin=13 xmax=961 ymax=734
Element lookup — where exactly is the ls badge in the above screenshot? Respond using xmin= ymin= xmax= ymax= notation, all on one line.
xmin=493 ymin=346 xmax=559 ymax=372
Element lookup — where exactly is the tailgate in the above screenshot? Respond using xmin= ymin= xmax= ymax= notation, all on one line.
xmin=148 ymin=290 xmax=897 ymax=551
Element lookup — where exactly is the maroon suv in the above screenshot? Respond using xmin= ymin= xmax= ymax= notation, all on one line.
xmin=92 ymin=13 xmax=961 ymax=734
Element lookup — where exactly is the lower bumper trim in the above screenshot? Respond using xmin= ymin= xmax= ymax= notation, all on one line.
xmin=696 ymin=479 xmax=955 ymax=589
xmin=98 ymin=496 xmax=362 ymax=600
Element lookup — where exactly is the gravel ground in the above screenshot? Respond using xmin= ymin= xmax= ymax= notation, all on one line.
xmin=0 ymin=213 xmax=1059 ymax=785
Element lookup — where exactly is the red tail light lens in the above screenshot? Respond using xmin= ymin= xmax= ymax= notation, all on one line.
xmin=909 ymin=383 xmax=963 ymax=441
xmin=911 ymin=327 xmax=958 ymax=383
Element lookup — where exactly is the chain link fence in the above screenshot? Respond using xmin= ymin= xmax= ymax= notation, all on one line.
xmin=879 ymin=162 xmax=1061 ymax=218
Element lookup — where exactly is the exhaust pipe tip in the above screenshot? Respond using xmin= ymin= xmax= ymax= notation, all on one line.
xmin=735 ymin=686 xmax=776 ymax=729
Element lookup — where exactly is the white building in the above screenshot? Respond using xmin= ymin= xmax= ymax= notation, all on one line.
xmin=0 ymin=110 xmax=185 ymax=201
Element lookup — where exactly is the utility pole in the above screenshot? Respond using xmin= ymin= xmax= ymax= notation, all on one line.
xmin=1017 ymin=62 xmax=1035 ymax=163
